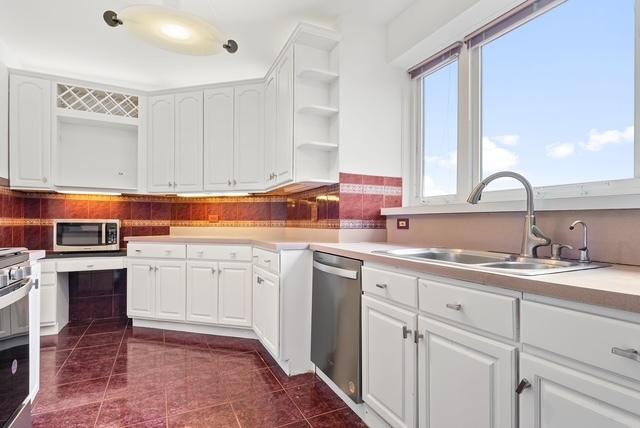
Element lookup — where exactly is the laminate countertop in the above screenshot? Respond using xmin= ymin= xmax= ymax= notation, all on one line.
xmin=310 ymin=242 xmax=640 ymax=314
xmin=124 ymin=235 xmax=311 ymax=252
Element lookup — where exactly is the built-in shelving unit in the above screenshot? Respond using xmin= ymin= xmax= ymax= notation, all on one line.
xmin=293 ymin=27 xmax=340 ymax=185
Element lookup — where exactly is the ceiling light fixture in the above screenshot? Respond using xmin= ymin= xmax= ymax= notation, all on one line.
xmin=103 ymin=5 xmax=238 ymax=56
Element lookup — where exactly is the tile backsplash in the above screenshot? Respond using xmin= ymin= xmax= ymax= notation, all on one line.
xmin=0 ymin=173 xmax=402 ymax=250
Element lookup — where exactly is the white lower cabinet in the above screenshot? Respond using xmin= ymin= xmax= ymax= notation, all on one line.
xmin=253 ymin=267 xmax=280 ymax=358
xmin=362 ymin=295 xmax=417 ymax=428
xmin=155 ymin=261 xmax=186 ymax=321
xmin=186 ymin=261 xmax=219 ymax=324
xmin=519 ymin=353 xmax=640 ymax=428
xmin=218 ymin=262 xmax=252 ymax=327
xmin=418 ymin=316 xmax=517 ymax=428
xmin=127 ymin=259 xmax=156 ymax=318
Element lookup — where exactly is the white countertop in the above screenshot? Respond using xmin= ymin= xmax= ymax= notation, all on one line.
xmin=125 ymin=235 xmax=311 ymax=252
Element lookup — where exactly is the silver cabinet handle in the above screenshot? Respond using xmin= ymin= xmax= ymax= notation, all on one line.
xmin=42 ymin=177 xmax=48 ymax=183
xmin=402 ymin=325 xmax=412 ymax=339
xmin=227 ymin=179 xmax=231 ymax=186
xmin=211 ymin=268 xmax=216 ymax=274
xmin=173 ymin=182 xmax=177 ymax=187
xmin=611 ymin=347 xmax=640 ymax=362
xmin=154 ymin=266 xmax=159 ymax=272
xmin=135 ymin=249 xmax=142 ymax=253
xmin=264 ymin=259 xmax=271 ymax=263
xmin=516 ymin=378 xmax=531 ymax=394
xmin=148 ymin=266 xmax=153 ymax=271
xmin=414 ymin=330 xmax=424 ymax=344
xmin=233 ymin=179 xmax=237 ymax=186
xmin=168 ymin=181 xmax=172 ymax=186
xmin=230 ymin=252 xmax=237 ymax=258
xmin=446 ymin=303 xmax=462 ymax=311
xmin=375 ymin=283 xmax=387 ymax=289
xmin=86 ymin=264 xmax=94 ymax=268
xmin=257 ymin=276 xmax=263 ymax=284
xmin=197 ymin=251 xmax=204 ymax=256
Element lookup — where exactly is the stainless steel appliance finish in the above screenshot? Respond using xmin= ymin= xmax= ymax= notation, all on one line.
xmin=373 ymin=247 xmax=607 ymax=276
xmin=0 ymin=248 xmax=34 ymax=428
xmin=53 ymin=219 xmax=120 ymax=252
xmin=311 ymin=252 xmax=363 ymax=403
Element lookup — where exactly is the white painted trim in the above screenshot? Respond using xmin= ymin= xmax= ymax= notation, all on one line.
xmin=132 ymin=318 xmax=257 ymax=338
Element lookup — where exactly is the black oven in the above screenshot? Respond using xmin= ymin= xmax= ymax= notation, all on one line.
xmin=53 ymin=219 xmax=120 ymax=252
xmin=0 ymin=251 xmax=34 ymax=428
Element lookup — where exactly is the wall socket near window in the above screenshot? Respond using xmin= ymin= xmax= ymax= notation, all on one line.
xmin=397 ymin=218 xmax=409 ymax=229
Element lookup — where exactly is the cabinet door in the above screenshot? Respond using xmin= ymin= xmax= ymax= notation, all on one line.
xmin=148 ymin=95 xmax=175 ymax=192
xmin=9 ymin=75 xmax=51 ymax=189
xmin=234 ymin=84 xmax=264 ymax=189
xmin=127 ymin=259 xmax=156 ymax=318
xmin=362 ymin=295 xmax=417 ymax=428
xmin=275 ymin=49 xmax=293 ymax=185
xmin=0 ymin=307 xmax=10 ymax=338
xmin=218 ymin=262 xmax=252 ymax=327
xmin=418 ymin=316 xmax=517 ymax=428
xmin=520 ymin=353 xmax=640 ymax=428
xmin=174 ymin=91 xmax=203 ymax=192
xmin=253 ymin=267 xmax=280 ymax=358
xmin=186 ymin=261 xmax=218 ymax=324
xmin=155 ymin=261 xmax=186 ymax=321
xmin=10 ymin=295 xmax=29 ymax=335
xmin=204 ymin=87 xmax=235 ymax=190
xmin=263 ymin=73 xmax=277 ymax=185
xmin=40 ymin=284 xmax=57 ymax=326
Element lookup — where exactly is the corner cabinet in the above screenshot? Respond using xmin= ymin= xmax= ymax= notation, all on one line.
xmin=253 ymin=266 xmax=280 ymax=358
xmin=9 ymin=75 xmax=52 ymax=190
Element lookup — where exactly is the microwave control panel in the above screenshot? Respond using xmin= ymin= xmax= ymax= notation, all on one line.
xmin=106 ymin=223 xmax=119 ymax=244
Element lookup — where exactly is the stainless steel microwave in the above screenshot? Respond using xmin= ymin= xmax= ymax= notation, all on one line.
xmin=53 ymin=219 xmax=120 ymax=252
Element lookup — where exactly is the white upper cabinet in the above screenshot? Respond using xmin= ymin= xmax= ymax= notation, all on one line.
xmin=9 ymin=75 xmax=52 ymax=189
xmin=263 ymin=74 xmax=277 ymax=184
xmin=234 ymin=84 xmax=264 ymax=188
xmin=147 ymin=94 xmax=175 ymax=192
xmin=204 ymin=87 xmax=234 ymax=190
xmin=275 ymin=49 xmax=294 ymax=185
xmin=174 ymin=91 xmax=203 ymax=192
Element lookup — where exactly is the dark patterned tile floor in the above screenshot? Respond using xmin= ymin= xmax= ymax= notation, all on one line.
xmin=33 ymin=318 xmax=366 ymax=427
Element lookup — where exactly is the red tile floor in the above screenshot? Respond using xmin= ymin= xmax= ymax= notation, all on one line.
xmin=35 ymin=318 xmax=367 ymax=427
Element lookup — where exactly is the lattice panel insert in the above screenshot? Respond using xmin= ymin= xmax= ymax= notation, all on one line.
xmin=57 ymin=84 xmax=139 ymax=118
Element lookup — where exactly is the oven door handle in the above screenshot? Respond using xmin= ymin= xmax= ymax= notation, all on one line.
xmin=0 ymin=277 xmax=34 ymax=310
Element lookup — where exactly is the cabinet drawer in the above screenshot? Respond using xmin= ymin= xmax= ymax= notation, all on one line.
xmin=362 ymin=266 xmax=418 ymax=308
xmin=128 ymin=243 xmax=186 ymax=259
xmin=419 ymin=279 xmax=518 ymax=340
xmin=187 ymin=245 xmax=252 ymax=261
xmin=56 ymin=257 xmax=125 ymax=273
xmin=253 ymin=248 xmax=280 ymax=273
xmin=522 ymin=301 xmax=640 ymax=382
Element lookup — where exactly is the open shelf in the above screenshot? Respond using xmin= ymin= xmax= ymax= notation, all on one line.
xmin=298 ymin=69 xmax=339 ymax=83
xmin=297 ymin=141 xmax=338 ymax=151
xmin=298 ymin=105 xmax=339 ymax=117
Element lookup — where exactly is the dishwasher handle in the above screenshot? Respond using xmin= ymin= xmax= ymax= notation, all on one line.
xmin=313 ymin=261 xmax=359 ymax=280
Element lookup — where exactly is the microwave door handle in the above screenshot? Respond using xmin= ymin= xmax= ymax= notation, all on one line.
xmin=102 ymin=223 xmax=106 ymax=244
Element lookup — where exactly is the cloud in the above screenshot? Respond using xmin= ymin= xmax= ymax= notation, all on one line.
xmin=423 ymin=175 xmax=449 ymax=196
xmin=494 ymin=134 xmax=520 ymax=146
xmin=579 ymin=126 xmax=634 ymax=152
xmin=482 ymin=137 xmax=519 ymax=174
xmin=545 ymin=142 xmax=575 ymax=159
xmin=425 ymin=151 xmax=457 ymax=169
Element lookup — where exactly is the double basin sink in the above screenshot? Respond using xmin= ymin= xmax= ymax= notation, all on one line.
xmin=373 ymin=248 xmax=606 ymax=276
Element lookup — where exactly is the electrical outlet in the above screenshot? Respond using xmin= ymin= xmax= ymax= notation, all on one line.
xmin=208 ymin=214 xmax=219 ymax=223
xmin=397 ymin=218 xmax=409 ymax=229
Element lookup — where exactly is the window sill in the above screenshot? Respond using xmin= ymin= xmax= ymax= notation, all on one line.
xmin=381 ymin=193 xmax=640 ymax=216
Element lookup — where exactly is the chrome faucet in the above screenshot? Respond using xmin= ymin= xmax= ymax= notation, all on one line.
xmin=569 ymin=220 xmax=591 ymax=263
xmin=467 ymin=171 xmax=551 ymax=258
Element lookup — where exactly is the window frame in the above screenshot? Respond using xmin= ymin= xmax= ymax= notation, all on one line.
xmin=407 ymin=0 xmax=640 ymax=212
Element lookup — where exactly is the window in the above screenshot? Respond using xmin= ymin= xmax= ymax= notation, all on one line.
xmin=481 ymin=0 xmax=635 ymax=190
xmin=422 ymin=60 xmax=458 ymax=197
xmin=409 ymin=0 xmax=640 ymax=210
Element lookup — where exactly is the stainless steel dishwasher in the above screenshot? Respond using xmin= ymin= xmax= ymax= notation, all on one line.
xmin=311 ymin=251 xmax=363 ymax=403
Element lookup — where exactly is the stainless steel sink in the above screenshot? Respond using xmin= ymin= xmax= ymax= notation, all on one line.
xmin=373 ymin=248 xmax=606 ymax=276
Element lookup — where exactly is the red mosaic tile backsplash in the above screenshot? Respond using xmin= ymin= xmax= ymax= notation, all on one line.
xmin=0 ymin=173 xmax=401 ymax=250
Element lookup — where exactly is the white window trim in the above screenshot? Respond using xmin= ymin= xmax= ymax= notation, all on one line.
xmin=400 ymin=0 xmax=640 ymax=215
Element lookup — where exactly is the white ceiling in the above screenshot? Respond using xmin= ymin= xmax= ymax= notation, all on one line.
xmin=0 ymin=0 xmax=414 ymax=90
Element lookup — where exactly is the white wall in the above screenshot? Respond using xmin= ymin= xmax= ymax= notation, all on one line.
xmin=387 ymin=0 xmax=523 ymax=69
xmin=336 ymin=14 xmax=407 ymax=178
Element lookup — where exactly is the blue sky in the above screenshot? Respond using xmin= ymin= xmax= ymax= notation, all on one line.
xmin=424 ymin=0 xmax=635 ymax=196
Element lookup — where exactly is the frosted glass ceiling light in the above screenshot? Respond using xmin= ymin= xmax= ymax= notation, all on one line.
xmin=103 ymin=5 xmax=238 ymax=56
